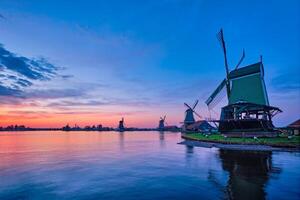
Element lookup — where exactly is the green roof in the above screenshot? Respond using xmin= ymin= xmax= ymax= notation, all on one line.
xmin=229 ymin=62 xmax=262 ymax=79
xmin=228 ymin=62 xmax=269 ymax=106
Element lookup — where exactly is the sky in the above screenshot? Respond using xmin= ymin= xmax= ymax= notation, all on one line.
xmin=0 ymin=0 xmax=299 ymax=128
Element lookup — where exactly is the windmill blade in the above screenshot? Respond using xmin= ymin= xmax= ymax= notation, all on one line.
xmin=217 ymin=29 xmax=231 ymax=98
xmin=192 ymin=100 xmax=199 ymax=109
xmin=205 ymin=79 xmax=226 ymax=107
xmin=208 ymin=88 xmax=226 ymax=109
xmin=184 ymin=103 xmax=190 ymax=108
xmin=184 ymin=103 xmax=193 ymax=110
xmin=193 ymin=110 xmax=202 ymax=119
xmin=163 ymin=115 xmax=166 ymax=121
xmin=217 ymin=29 xmax=229 ymax=75
xmin=234 ymin=49 xmax=245 ymax=70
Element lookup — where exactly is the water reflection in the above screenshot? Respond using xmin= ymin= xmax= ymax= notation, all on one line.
xmin=119 ymin=132 xmax=125 ymax=150
xmin=158 ymin=131 xmax=165 ymax=141
xmin=184 ymin=145 xmax=195 ymax=167
xmin=219 ymin=150 xmax=280 ymax=200
xmin=185 ymin=145 xmax=194 ymax=154
xmin=158 ymin=131 xmax=165 ymax=147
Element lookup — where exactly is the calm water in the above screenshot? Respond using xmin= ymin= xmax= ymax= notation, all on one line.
xmin=0 ymin=131 xmax=299 ymax=200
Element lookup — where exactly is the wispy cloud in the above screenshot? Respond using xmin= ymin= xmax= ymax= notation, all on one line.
xmin=271 ymin=72 xmax=300 ymax=91
xmin=46 ymin=97 xmax=158 ymax=110
xmin=0 ymin=84 xmax=21 ymax=96
xmin=47 ymin=100 xmax=108 ymax=107
xmin=0 ymin=13 xmax=6 ymax=20
xmin=25 ymin=88 xmax=86 ymax=99
xmin=0 ymin=44 xmax=58 ymax=80
xmin=0 ymin=44 xmax=60 ymax=97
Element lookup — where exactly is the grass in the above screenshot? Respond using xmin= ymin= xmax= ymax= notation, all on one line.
xmin=183 ymin=133 xmax=300 ymax=148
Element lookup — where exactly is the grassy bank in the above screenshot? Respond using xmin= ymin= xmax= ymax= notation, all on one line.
xmin=182 ymin=133 xmax=300 ymax=148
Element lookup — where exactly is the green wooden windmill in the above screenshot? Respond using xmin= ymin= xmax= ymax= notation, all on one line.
xmin=205 ymin=29 xmax=282 ymax=137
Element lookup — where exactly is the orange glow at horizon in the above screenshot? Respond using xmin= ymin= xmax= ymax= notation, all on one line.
xmin=0 ymin=108 xmax=185 ymax=128
xmin=0 ymin=98 xmax=212 ymax=129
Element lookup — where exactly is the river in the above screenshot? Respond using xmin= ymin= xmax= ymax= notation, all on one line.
xmin=0 ymin=131 xmax=299 ymax=200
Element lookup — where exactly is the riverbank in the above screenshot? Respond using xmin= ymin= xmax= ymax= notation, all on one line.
xmin=181 ymin=133 xmax=300 ymax=151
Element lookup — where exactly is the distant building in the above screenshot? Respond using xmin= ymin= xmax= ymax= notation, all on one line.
xmin=185 ymin=120 xmax=216 ymax=133
xmin=97 ymin=124 xmax=103 ymax=131
xmin=62 ymin=124 xmax=71 ymax=131
xmin=287 ymin=119 xmax=300 ymax=135
xmin=163 ymin=125 xmax=180 ymax=132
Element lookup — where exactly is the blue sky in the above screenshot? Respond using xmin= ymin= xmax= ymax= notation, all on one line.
xmin=0 ymin=0 xmax=299 ymax=127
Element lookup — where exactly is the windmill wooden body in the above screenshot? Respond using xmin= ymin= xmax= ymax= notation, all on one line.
xmin=205 ymin=29 xmax=282 ymax=137
xmin=183 ymin=100 xmax=203 ymax=131
xmin=118 ymin=118 xmax=125 ymax=132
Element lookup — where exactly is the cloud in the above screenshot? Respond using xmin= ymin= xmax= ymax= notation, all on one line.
xmin=16 ymin=79 xmax=33 ymax=87
xmin=0 ymin=13 xmax=6 ymax=20
xmin=25 ymin=88 xmax=86 ymax=99
xmin=0 ymin=44 xmax=60 ymax=96
xmin=0 ymin=110 xmax=50 ymax=120
xmin=271 ymin=71 xmax=300 ymax=95
xmin=47 ymin=100 xmax=108 ymax=107
xmin=46 ymin=97 xmax=156 ymax=109
xmin=0 ymin=85 xmax=21 ymax=96
xmin=0 ymin=44 xmax=58 ymax=80
xmin=61 ymin=75 xmax=74 ymax=79
xmin=51 ymin=110 xmax=148 ymax=117
xmin=0 ymin=95 xmax=23 ymax=105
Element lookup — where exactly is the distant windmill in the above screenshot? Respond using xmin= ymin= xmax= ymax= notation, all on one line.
xmin=118 ymin=117 xmax=125 ymax=132
xmin=183 ymin=100 xmax=202 ymax=127
xmin=158 ymin=115 xmax=166 ymax=130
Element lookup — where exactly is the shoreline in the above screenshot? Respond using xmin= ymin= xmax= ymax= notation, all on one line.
xmin=181 ymin=134 xmax=300 ymax=152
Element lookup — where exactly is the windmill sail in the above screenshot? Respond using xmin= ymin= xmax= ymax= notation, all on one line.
xmin=205 ymin=79 xmax=227 ymax=108
xmin=228 ymin=62 xmax=269 ymax=105
xmin=217 ymin=29 xmax=231 ymax=98
xmin=234 ymin=49 xmax=245 ymax=70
